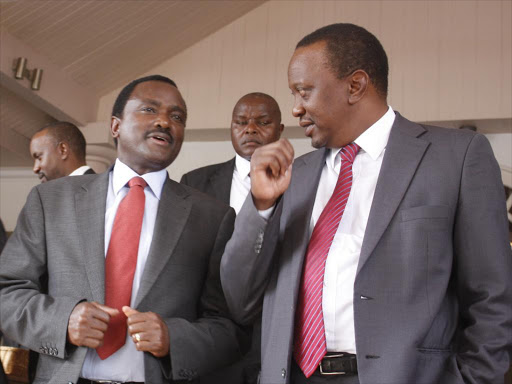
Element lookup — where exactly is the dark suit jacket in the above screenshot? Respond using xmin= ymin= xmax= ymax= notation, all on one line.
xmin=181 ymin=157 xmax=261 ymax=384
xmin=180 ymin=158 xmax=235 ymax=206
xmin=83 ymin=168 xmax=96 ymax=175
xmin=0 ymin=170 xmax=241 ymax=383
xmin=221 ymin=113 xmax=512 ymax=384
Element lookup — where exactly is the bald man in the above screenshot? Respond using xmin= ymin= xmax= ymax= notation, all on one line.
xmin=180 ymin=92 xmax=284 ymax=383
xmin=30 ymin=121 xmax=94 ymax=183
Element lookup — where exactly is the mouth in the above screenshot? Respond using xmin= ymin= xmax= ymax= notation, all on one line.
xmin=299 ymin=120 xmax=315 ymax=137
xmin=242 ymin=140 xmax=261 ymax=146
xmin=38 ymin=173 xmax=47 ymax=182
xmin=147 ymin=132 xmax=172 ymax=145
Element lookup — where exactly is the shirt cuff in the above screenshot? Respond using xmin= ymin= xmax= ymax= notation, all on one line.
xmin=257 ymin=205 xmax=275 ymax=220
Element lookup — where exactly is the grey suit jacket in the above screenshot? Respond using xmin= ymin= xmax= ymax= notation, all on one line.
xmin=0 ymin=170 xmax=241 ymax=383
xmin=221 ymin=113 xmax=512 ymax=384
xmin=180 ymin=158 xmax=235 ymax=206
xmin=182 ymin=157 xmax=262 ymax=384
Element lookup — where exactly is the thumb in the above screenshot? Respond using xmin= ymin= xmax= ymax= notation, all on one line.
xmin=91 ymin=302 xmax=119 ymax=317
xmin=122 ymin=306 xmax=139 ymax=317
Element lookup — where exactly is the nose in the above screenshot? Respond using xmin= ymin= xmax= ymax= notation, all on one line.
xmin=292 ymin=97 xmax=305 ymax=118
xmin=33 ymin=161 xmax=40 ymax=174
xmin=245 ymin=120 xmax=258 ymax=134
xmin=155 ymin=112 xmax=170 ymax=128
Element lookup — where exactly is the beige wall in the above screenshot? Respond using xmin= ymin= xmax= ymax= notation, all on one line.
xmin=97 ymin=0 xmax=512 ymax=128
xmin=2 ymin=0 xmax=511 ymax=231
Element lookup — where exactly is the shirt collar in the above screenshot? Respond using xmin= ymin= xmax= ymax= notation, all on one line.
xmin=69 ymin=165 xmax=91 ymax=176
xmin=112 ymin=159 xmax=167 ymax=200
xmin=234 ymin=154 xmax=251 ymax=179
xmin=326 ymin=106 xmax=395 ymax=170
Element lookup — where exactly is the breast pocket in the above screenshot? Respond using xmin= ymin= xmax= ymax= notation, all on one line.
xmin=401 ymin=205 xmax=451 ymax=223
xmin=398 ymin=205 xmax=454 ymax=310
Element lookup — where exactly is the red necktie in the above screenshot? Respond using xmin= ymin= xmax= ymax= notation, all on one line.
xmin=97 ymin=176 xmax=147 ymax=360
xmin=294 ymin=143 xmax=360 ymax=377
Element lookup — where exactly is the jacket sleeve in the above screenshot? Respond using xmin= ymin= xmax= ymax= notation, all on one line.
xmin=0 ymin=187 xmax=82 ymax=360
xmin=220 ymin=194 xmax=282 ymax=325
xmin=160 ymin=207 xmax=246 ymax=381
xmin=453 ymin=133 xmax=512 ymax=383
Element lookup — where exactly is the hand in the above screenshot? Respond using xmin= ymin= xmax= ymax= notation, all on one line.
xmin=123 ymin=306 xmax=170 ymax=358
xmin=67 ymin=302 xmax=119 ymax=348
xmin=250 ymin=138 xmax=294 ymax=210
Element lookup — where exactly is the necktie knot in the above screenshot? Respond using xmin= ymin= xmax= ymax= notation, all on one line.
xmin=128 ymin=176 xmax=147 ymax=189
xmin=339 ymin=143 xmax=360 ymax=164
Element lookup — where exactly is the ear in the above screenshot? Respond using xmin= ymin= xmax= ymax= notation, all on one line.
xmin=58 ymin=142 xmax=69 ymax=160
xmin=111 ymin=116 xmax=121 ymax=140
xmin=279 ymin=124 xmax=284 ymax=134
xmin=347 ymin=70 xmax=369 ymax=105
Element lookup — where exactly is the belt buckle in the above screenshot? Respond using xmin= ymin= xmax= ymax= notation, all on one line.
xmin=97 ymin=381 xmax=122 ymax=384
xmin=319 ymin=353 xmax=347 ymax=375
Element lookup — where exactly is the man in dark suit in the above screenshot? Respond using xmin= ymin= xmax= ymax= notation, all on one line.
xmin=221 ymin=23 xmax=512 ymax=384
xmin=0 ymin=75 xmax=241 ymax=383
xmin=181 ymin=92 xmax=284 ymax=384
xmin=181 ymin=92 xmax=284 ymax=213
xmin=30 ymin=121 xmax=96 ymax=183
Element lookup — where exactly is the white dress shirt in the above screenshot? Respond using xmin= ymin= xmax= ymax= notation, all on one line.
xmin=81 ymin=159 xmax=167 ymax=382
xmin=230 ymin=154 xmax=252 ymax=214
xmin=310 ymin=107 xmax=395 ymax=353
xmin=69 ymin=165 xmax=92 ymax=176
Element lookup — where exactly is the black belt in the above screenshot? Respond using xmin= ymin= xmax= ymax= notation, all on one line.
xmin=316 ymin=352 xmax=358 ymax=376
xmin=78 ymin=379 xmax=144 ymax=384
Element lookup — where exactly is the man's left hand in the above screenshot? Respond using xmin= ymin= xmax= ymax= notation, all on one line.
xmin=123 ymin=306 xmax=170 ymax=358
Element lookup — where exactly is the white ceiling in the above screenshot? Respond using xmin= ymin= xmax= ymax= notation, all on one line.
xmin=0 ymin=0 xmax=265 ymax=94
xmin=0 ymin=0 xmax=266 ymax=167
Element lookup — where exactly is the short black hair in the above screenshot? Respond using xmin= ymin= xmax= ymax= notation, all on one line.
xmin=35 ymin=121 xmax=86 ymax=161
xmin=297 ymin=23 xmax=388 ymax=97
xmin=112 ymin=75 xmax=179 ymax=118
xmin=234 ymin=92 xmax=282 ymax=123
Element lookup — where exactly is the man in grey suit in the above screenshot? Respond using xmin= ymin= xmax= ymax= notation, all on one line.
xmin=221 ymin=23 xmax=512 ymax=384
xmin=0 ymin=75 xmax=241 ymax=383
xmin=181 ymin=92 xmax=284 ymax=384
xmin=30 ymin=121 xmax=95 ymax=183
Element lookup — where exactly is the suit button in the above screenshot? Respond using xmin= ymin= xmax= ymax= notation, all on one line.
xmin=281 ymin=368 xmax=286 ymax=378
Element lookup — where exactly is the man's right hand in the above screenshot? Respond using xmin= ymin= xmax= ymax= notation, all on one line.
xmin=250 ymin=138 xmax=295 ymax=210
xmin=67 ymin=302 xmax=119 ymax=348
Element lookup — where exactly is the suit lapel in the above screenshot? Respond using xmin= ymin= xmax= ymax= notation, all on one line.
xmin=288 ymin=149 xmax=327 ymax=287
xmin=75 ymin=172 xmax=109 ymax=303
xmin=208 ymin=158 xmax=235 ymax=205
xmin=357 ymin=113 xmax=429 ymax=274
xmin=134 ymin=178 xmax=191 ymax=308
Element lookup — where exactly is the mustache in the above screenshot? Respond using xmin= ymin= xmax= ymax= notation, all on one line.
xmin=145 ymin=127 xmax=173 ymax=143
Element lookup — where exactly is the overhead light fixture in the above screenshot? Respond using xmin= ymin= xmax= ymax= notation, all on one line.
xmin=12 ymin=57 xmax=43 ymax=90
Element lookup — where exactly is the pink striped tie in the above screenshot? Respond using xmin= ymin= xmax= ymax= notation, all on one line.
xmin=294 ymin=143 xmax=360 ymax=378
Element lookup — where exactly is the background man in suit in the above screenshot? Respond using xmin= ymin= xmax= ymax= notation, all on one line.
xmin=0 ymin=75 xmax=241 ymax=383
xmin=181 ymin=92 xmax=284 ymax=384
xmin=221 ymin=23 xmax=512 ymax=384
xmin=181 ymin=92 xmax=284 ymax=213
xmin=29 ymin=121 xmax=95 ymax=183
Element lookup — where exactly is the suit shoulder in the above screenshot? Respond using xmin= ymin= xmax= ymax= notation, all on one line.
xmin=36 ymin=173 xmax=99 ymax=194
xmin=419 ymin=123 xmax=485 ymax=152
xmin=181 ymin=159 xmax=234 ymax=182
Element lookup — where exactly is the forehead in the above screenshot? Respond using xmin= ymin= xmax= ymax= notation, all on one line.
xmin=233 ymin=97 xmax=278 ymax=117
xmin=129 ymin=81 xmax=186 ymax=109
xmin=30 ymin=131 xmax=54 ymax=150
xmin=288 ymin=41 xmax=333 ymax=82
